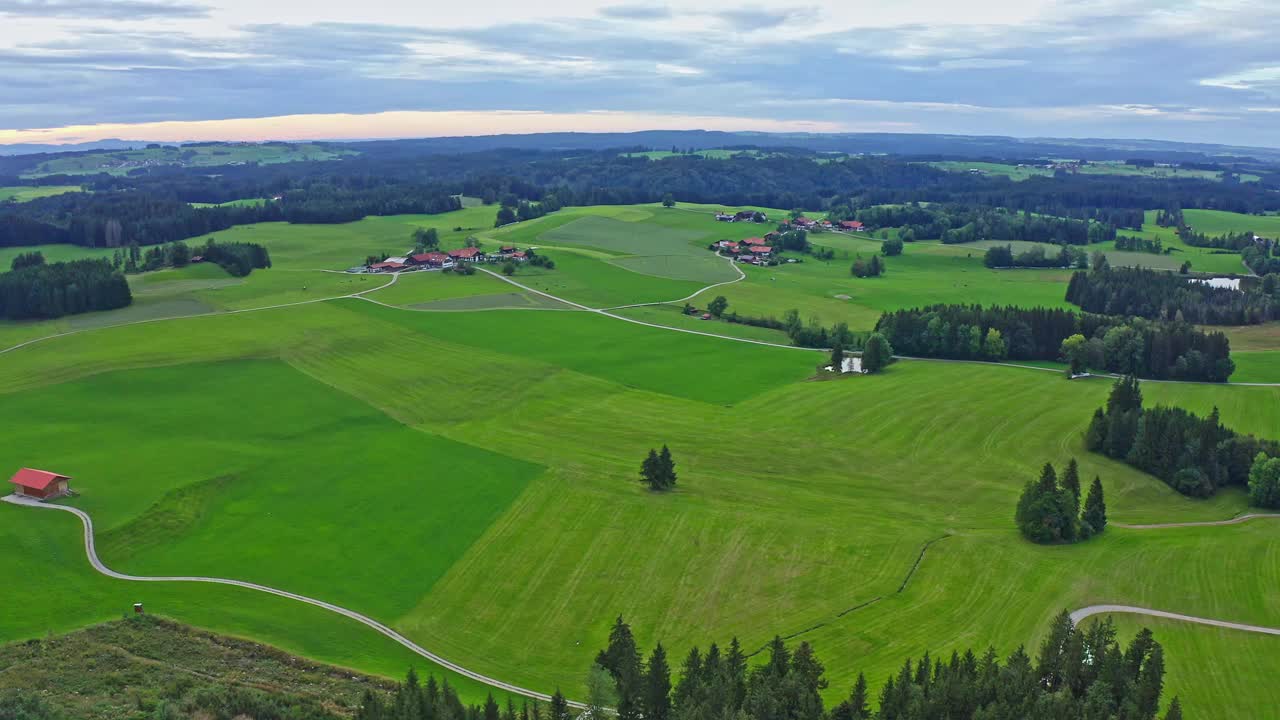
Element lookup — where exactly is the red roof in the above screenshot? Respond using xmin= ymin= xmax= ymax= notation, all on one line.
xmin=511 ymin=251 xmax=526 ymax=258
xmin=412 ymin=252 xmax=448 ymax=263
xmin=841 ymin=220 xmax=864 ymax=229
xmin=448 ymin=247 xmax=483 ymax=258
xmin=743 ymin=237 xmax=766 ymax=245
xmin=750 ymin=245 xmax=774 ymax=254
xmin=10 ymin=468 xmax=69 ymax=491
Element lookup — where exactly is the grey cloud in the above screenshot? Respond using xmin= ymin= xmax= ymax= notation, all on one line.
xmin=0 ymin=0 xmax=208 ymax=19
xmin=713 ymin=7 xmax=815 ymax=30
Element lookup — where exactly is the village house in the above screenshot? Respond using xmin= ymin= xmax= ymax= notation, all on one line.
xmin=743 ymin=237 xmax=767 ymax=246
xmin=8 ymin=468 xmax=72 ymax=500
xmin=448 ymin=247 xmax=484 ymax=262
xmin=370 ymin=261 xmax=407 ymax=272
xmin=748 ymin=245 xmax=775 ymax=256
xmin=792 ymin=216 xmax=816 ymax=228
xmin=839 ymin=220 xmax=866 ymax=232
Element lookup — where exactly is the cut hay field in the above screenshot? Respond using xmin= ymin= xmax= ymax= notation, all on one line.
xmin=1 ymin=203 xmax=1278 ymax=717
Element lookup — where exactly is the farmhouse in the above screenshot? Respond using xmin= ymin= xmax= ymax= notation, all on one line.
xmin=743 ymin=237 xmax=767 ymax=246
xmin=448 ymin=247 xmax=484 ymax=262
xmin=8 ymin=468 xmax=71 ymax=500
xmin=411 ymin=252 xmax=451 ymax=267
xmin=369 ymin=261 xmax=406 ymax=272
xmin=840 ymin=220 xmax=866 ymax=232
xmin=748 ymin=245 xmax=775 ymax=256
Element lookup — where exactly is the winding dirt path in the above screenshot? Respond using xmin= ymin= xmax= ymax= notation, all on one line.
xmin=1112 ymin=513 xmax=1280 ymax=530
xmin=2 ymin=485 xmax=584 ymax=708
xmin=1070 ymin=605 xmax=1280 ymax=636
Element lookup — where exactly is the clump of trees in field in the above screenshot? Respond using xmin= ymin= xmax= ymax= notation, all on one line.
xmin=582 ymin=614 xmax=1174 ymax=720
xmin=1114 ymin=235 xmax=1166 ymax=254
xmin=0 ymin=258 xmax=131 ymax=320
xmin=1067 ymin=266 xmax=1277 ymax=325
xmin=876 ymin=304 xmax=1234 ymax=382
xmin=640 ymin=446 xmax=677 ymax=491
xmin=982 ymin=243 xmax=1088 ymax=269
xmin=1016 ymin=459 xmax=1107 ymax=543
xmin=881 ymin=237 xmax=903 ymax=256
xmin=495 ymin=194 xmax=562 ymax=227
xmin=10 ymin=250 xmax=44 ymax=271
xmin=1086 ymin=375 xmax=1280 ymax=502
xmin=850 ymin=254 xmax=884 ymax=278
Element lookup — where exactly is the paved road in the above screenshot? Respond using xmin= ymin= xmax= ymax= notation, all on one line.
xmin=1070 ymin=604 xmax=1280 ymax=636
xmin=1113 ymin=513 xmax=1280 ymax=530
xmin=1 ymin=493 xmax=584 ymax=708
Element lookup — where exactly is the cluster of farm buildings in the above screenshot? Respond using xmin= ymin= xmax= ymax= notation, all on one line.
xmin=713 ymin=209 xmax=868 ymax=233
xmin=710 ymin=211 xmax=868 ymax=264
xmin=354 ymin=245 xmax=528 ymax=274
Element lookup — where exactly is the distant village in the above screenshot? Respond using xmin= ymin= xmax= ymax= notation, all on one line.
xmin=711 ymin=210 xmax=866 ymax=265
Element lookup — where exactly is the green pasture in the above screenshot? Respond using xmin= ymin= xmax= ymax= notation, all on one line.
xmin=0 ymin=185 xmax=81 ymax=202
xmin=1181 ymin=208 xmax=1280 ymax=237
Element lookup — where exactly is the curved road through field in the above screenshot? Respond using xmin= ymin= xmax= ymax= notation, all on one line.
xmin=0 ymin=493 xmax=586 ymax=709
xmin=1070 ymin=605 xmax=1280 ymax=636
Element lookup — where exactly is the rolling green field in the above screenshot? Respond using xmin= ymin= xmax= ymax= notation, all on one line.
xmin=1 ymin=202 xmax=1278 ymax=716
xmin=23 ymin=143 xmax=354 ymax=177
xmin=0 ymin=185 xmax=81 ymax=202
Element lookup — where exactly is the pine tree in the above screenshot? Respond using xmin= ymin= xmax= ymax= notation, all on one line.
xmin=548 ymin=691 xmax=570 ymax=720
xmin=847 ymin=672 xmax=869 ymax=719
xmin=831 ymin=343 xmax=845 ymax=370
xmin=1062 ymin=458 xmax=1082 ymax=514
xmin=1136 ymin=643 xmax=1165 ymax=720
xmin=1163 ymin=697 xmax=1182 ymax=720
xmin=640 ymin=449 xmax=661 ymax=491
xmin=1083 ymin=477 xmax=1108 ymax=534
xmin=597 ymin=616 xmax=642 ymax=720
xmin=1085 ymin=408 xmax=1107 ymax=451
xmin=483 ymin=694 xmax=500 ymax=720
xmin=1038 ymin=463 xmax=1058 ymax=494
xmin=644 ymin=643 xmax=672 ymax=720
xmin=657 ymin=445 xmax=677 ymax=490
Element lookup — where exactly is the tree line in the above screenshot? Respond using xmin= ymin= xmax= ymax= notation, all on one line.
xmin=1113 ymin=235 xmax=1166 ymax=254
xmin=874 ymin=304 xmax=1234 ymax=381
xmin=1066 ymin=266 xmax=1277 ymax=325
xmin=0 ymin=257 xmax=132 ymax=320
xmin=1085 ymin=375 xmax=1280 ymax=501
xmin=853 ymin=205 xmax=1114 ymax=246
xmin=983 ymin=243 xmax=1088 ymax=269
xmin=581 ymin=613 xmax=1175 ymax=720
xmin=1016 ymin=459 xmax=1107 ymax=544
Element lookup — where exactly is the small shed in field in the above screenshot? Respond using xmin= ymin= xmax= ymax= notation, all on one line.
xmin=8 ymin=468 xmax=72 ymax=500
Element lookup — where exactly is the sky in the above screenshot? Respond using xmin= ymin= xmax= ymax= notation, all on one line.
xmin=0 ymin=0 xmax=1278 ymax=147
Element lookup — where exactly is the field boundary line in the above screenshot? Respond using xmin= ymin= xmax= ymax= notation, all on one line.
xmin=1112 ymin=513 xmax=1280 ymax=530
xmin=600 ymin=252 xmax=746 ymax=310
xmin=1069 ymin=605 xmax=1280 ymax=636
xmin=1 ymin=494 xmax=586 ymax=708
xmin=0 ymin=272 xmax=400 ymax=358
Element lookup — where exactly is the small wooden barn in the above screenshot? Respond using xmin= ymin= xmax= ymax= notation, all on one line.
xmin=8 ymin=468 xmax=72 ymax=500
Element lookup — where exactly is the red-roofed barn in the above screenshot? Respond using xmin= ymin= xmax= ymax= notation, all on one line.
xmin=9 ymin=468 xmax=71 ymax=500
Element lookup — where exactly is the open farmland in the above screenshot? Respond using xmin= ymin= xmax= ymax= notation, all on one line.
xmin=1 ymin=201 xmax=1278 ymax=718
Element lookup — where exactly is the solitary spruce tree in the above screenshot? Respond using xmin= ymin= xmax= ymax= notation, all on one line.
xmin=831 ymin=344 xmax=845 ymax=371
xmin=1083 ymin=477 xmax=1107 ymax=534
xmin=658 ymin=445 xmax=677 ymax=489
xmin=640 ymin=449 xmax=662 ymax=491
xmin=644 ymin=643 xmax=672 ymax=720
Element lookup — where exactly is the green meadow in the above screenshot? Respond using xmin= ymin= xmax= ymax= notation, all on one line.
xmin=1 ymin=202 xmax=1278 ymax=716
xmin=0 ymin=185 xmax=82 ymax=202
xmin=928 ymin=160 xmax=1258 ymax=183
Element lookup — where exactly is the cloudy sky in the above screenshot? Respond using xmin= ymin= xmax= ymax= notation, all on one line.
xmin=0 ymin=0 xmax=1278 ymax=146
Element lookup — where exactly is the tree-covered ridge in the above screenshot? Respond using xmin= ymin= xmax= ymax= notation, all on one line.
xmin=1066 ymin=266 xmax=1278 ymax=325
xmin=0 ymin=257 xmax=131 ymax=320
xmin=1085 ymin=375 xmax=1280 ymax=500
xmin=874 ymin=304 xmax=1233 ymax=382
